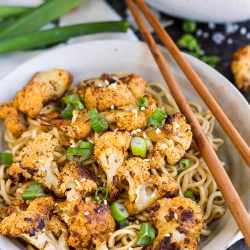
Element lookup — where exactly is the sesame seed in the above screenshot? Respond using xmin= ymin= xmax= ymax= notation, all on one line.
xmin=129 ymin=247 xmax=133 ymax=250
xmin=104 ymin=200 xmax=108 ymax=205
xmin=174 ymin=213 xmax=178 ymax=220
xmin=104 ymin=80 xmax=109 ymax=85
xmin=97 ymin=83 xmax=103 ymax=88
xmin=165 ymin=233 xmax=171 ymax=237
xmin=173 ymin=206 xmax=177 ymax=209
xmin=84 ymin=211 xmax=89 ymax=216
xmin=109 ymin=232 xmax=113 ymax=236
xmin=155 ymin=128 xmax=161 ymax=134
xmin=143 ymin=133 xmax=147 ymax=138
xmin=240 ymin=27 xmax=247 ymax=35
xmin=111 ymin=105 xmax=114 ymax=110
xmin=81 ymin=178 xmax=86 ymax=182
xmin=152 ymin=157 xmax=155 ymax=160
xmin=75 ymin=179 xmax=81 ymax=188
xmin=144 ymin=159 xmax=149 ymax=162
xmin=140 ymin=107 xmax=145 ymax=110
xmin=110 ymin=83 xmax=117 ymax=89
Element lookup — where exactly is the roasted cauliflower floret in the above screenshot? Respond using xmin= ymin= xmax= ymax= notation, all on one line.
xmin=0 ymin=199 xmax=26 ymax=220
xmin=14 ymin=69 xmax=72 ymax=118
xmin=104 ymin=109 xmax=146 ymax=131
xmin=148 ymin=197 xmax=203 ymax=250
xmin=94 ymin=131 xmax=131 ymax=197
xmin=147 ymin=112 xmax=192 ymax=167
xmin=58 ymin=197 xmax=115 ymax=249
xmin=117 ymin=157 xmax=179 ymax=214
xmin=231 ymin=45 xmax=250 ymax=91
xmin=0 ymin=101 xmax=26 ymax=136
xmin=0 ymin=197 xmax=61 ymax=250
xmin=77 ymin=73 xmax=146 ymax=111
xmin=39 ymin=109 xmax=92 ymax=139
xmin=58 ymin=161 xmax=97 ymax=200
xmin=8 ymin=133 xmax=60 ymax=192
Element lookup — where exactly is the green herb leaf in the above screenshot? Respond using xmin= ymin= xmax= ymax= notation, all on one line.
xmin=201 ymin=55 xmax=220 ymax=68
xmin=182 ymin=20 xmax=197 ymax=33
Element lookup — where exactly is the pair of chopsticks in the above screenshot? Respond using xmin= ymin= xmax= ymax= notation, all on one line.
xmin=126 ymin=0 xmax=250 ymax=246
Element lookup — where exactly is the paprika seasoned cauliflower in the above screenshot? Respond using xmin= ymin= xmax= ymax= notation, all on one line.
xmin=0 ymin=101 xmax=26 ymax=136
xmin=8 ymin=132 xmax=60 ymax=192
xmin=148 ymin=197 xmax=203 ymax=250
xmin=58 ymin=161 xmax=98 ymax=200
xmin=13 ymin=69 xmax=72 ymax=118
xmin=57 ymin=197 xmax=115 ymax=249
xmin=117 ymin=157 xmax=179 ymax=214
xmin=147 ymin=112 xmax=192 ymax=167
xmin=94 ymin=131 xmax=131 ymax=197
xmin=0 ymin=197 xmax=68 ymax=250
xmin=103 ymin=108 xmax=146 ymax=131
xmin=231 ymin=45 xmax=250 ymax=91
xmin=77 ymin=73 xmax=146 ymax=111
xmin=39 ymin=109 xmax=92 ymax=139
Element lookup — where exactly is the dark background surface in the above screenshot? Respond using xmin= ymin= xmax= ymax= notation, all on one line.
xmin=106 ymin=0 xmax=250 ymax=249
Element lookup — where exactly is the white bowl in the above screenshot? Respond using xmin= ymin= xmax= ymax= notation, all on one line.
xmin=0 ymin=40 xmax=249 ymax=250
xmin=145 ymin=0 xmax=250 ymax=23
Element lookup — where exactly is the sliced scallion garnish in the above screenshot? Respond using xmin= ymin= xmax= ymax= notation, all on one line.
xmin=88 ymin=108 xmax=108 ymax=133
xmin=110 ymin=202 xmax=129 ymax=222
xmin=147 ymin=108 xmax=167 ymax=127
xmin=136 ymin=223 xmax=156 ymax=246
xmin=66 ymin=146 xmax=92 ymax=162
xmin=94 ymin=187 xmax=109 ymax=203
xmin=131 ymin=137 xmax=147 ymax=158
xmin=136 ymin=96 xmax=148 ymax=110
xmin=184 ymin=190 xmax=196 ymax=201
xmin=178 ymin=158 xmax=190 ymax=174
xmin=22 ymin=183 xmax=45 ymax=200
xmin=0 ymin=152 xmax=13 ymax=165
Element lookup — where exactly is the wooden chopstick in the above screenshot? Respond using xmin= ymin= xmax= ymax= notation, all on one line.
xmin=135 ymin=0 xmax=250 ymax=168
xmin=125 ymin=0 xmax=250 ymax=246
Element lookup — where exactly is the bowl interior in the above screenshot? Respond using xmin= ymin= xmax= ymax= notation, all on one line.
xmin=0 ymin=40 xmax=249 ymax=250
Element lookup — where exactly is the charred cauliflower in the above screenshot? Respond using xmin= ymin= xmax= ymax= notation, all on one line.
xmin=77 ymin=73 xmax=146 ymax=111
xmin=58 ymin=161 xmax=97 ymax=200
xmin=147 ymin=113 xmax=192 ymax=167
xmin=148 ymin=197 xmax=203 ymax=250
xmin=231 ymin=45 xmax=250 ymax=91
xmin=0 ymin=197 xmax=66 ymax=250
xmin=39 ymin=109 xmax=92 ymax=140
xmin=117 ymin=157 xmax=179 ymax=214
xmin=14 ymin=69 xmax=72 ymax=118
xmin=58 ymin=197 xmax=115 ymax=249
xmin=8 ymin=133 xmax=60 ymax=192
xmin=94 ymin=131 xmax=131 ymax=197
xmin=0 ymin=101 xmax=26 ymax=136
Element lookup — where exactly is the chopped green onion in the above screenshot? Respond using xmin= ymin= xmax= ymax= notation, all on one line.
xmin=0 ymin=5 xmax=31 ymax=18
xmin=78 ymin=141 xmax=94 ymax=150
xmin=147 ymin=108 xmax=167 ymax=127
xmin=94 ymin=187 xmax=109 ymax=203
xmin=136 ymin=223 xmax=156 ymax=246
xmin=136 ymin=96 xmax=148 ymax=110
xmin=22 ymin=183 xmax=45 ymax=200
xmin=177 ymin=34 xmax=201 ymax=55
xmin=110 ymin=202 xmax=129 ymax=222
xmin=0 ymin=152 xmax=13 ymax=165
xmin=131 ymin=137 xmax=147 ymax=158
xmin=66 ymin=147 xmax=92 ymax=162
xmin=0 ymin=0 xmax=82 ymax=40
xmin=201 ymin=55 xmax=220 ymax=68
xmin=116 ymin=219 xmax=128 ymax=229
xmin=184 ymin=190 xmax=196 ymax=201
xmin=64 ymin=93 xmax=81 ymax=104
xmin=0 ymin=21 xmax=129 ymax=55
xmin=88 ymin=108 xmax=108 ymax=133
xmin=182 ymin=20 xmax=197 ymax=33
xmin=178 ymin=158 xmax=190 ymax=174
xmin=60 ymin=94 xmax=84 ymax=119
